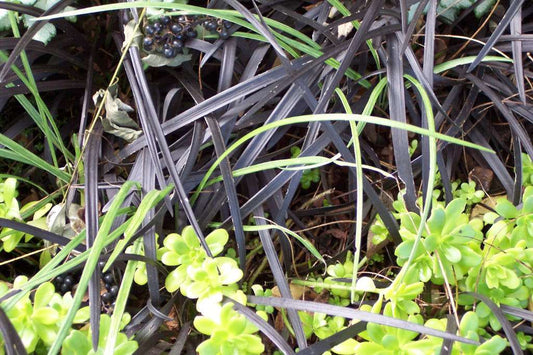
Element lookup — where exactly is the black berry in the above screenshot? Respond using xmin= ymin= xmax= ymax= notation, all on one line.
xmin=186 ymin=29 xmax=197 ymax=39
xmin=63 ymin=276 xmax=73 ymax=287
xmin=153 ymin=22 xmax=162 ymax=31
xmin=223 ymin=20 xmax=232 ymax=29
xmin=103 ymin=273 xmax=114 ymax=284
xmin=109 ymin=285 xmax=119 ymax=296
xmin=60 ymin=284 xmax=70 ymax=294
xmin=164 ymin=47 xmax=176 ymax=58
xmin=172 ymin=39 xmax=184 ymax=49
xmin=144 ymin=25 xmax=155 ymax=35
xmin=102 ymin=292 xmax=113 ymax=303
xmin=171 ymin=23 xmax=182 ymax=34
xmin=143 ymin=37 xmax=154 ymax=47
xmin=219 ymin=30 xmax=230 ymax=40
xmin=205 ymin=20 xmax=218 ymax=32
xmin=161 ymin=16 xmax=171 ymax=25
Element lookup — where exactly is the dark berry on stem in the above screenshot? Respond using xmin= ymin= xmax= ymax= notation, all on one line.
xmin=172 ymin=39 xmax=184 ymax=49
xmin=164 ymin=47 xmax=176 ymax=58
xmin=143 ymin=37 xmax=154 ymax=48
xmin=102 ymin=292 xmax=113 ymax=303
xmin=153 ymin=22 xmax=162 ymax=31
xmin=161 ymin=16 xmax=171 ymax=25
xmin=103 ymin=273 xmax=114 ymax=284
xmin=63 ymin=276 xmax=73 ymax=287
xmin=144 ymin=25 xmax=155 ymax=35
xmin=110 ymin=285 xmax=119 ymax=296
xmin=205 ymin=21 xmax=217 ymax=32
xmin=219 ymin=30 xmax=230 ymax=40
xmin=171 ymin=23 xmax=182 ymax=34
xmin=186 ymin=29 xmax=197 ymax=38
xmin=223 ymin=20 xmax=232 ymax=29
xmin=60 ymin=284 xmax=70 ymax=294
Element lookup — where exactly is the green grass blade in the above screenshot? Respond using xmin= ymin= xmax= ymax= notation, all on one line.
xmin=335 ymin=89 xmax=364 ymax=303
xmin=245 ymin=220 xmax=326 ymax=267
xmin=434 ymin=55 xmax=512 ymax=74
xmin=192 ymin=113 xmax=494 ymax=204
xmin=103 ymin=185 xmax=173 ymax=272
xmin=47 ymin=182 xmax=138 ymax=354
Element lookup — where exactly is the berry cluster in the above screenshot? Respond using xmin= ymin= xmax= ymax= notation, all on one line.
xmin=143 ymin=15 xmax=232 ymax=58
xmin=99 ymin=261 xmax=119 ymax=304
xmin=53 ymin=273 xmax=75 ymax=295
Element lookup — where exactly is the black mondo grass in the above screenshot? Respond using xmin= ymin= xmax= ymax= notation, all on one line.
xmin=0 ymin=0 xmax=531 ymax=354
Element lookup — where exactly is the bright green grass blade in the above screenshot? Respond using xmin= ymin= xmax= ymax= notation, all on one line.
xmin=335 ymin=89 xmax=364 ymax=303
xmin=245 ymin=220 xmax=326 ymax=267
xmin=104 ymin=238 xmax=143 ymax=354
xmin=103 ymin=184 xmax=173 ymax=272
xmin=434 ymin=55 xmax=512 ymax=74
xmin=395 ymin=75 xmax=437 ymax=285
xmin=47 ymin=181 xmax=139 ymax=355
xmin=206 ymin=156 xmax=394 ymax=187
xmin=0 ymin=133 xmax=70 ymax=183
xmin=192 ymin=113 xmax=494 ymax=204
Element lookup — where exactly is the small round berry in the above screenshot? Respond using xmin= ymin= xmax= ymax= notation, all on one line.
xmin=161 ymin=16 xmax=171 ymax=25
xmin=219 ymin=30 xmax=230 ymax=40
xmin=164 ymin=47 xmax=176 ymax=58
xmin=109 ymin=285 xmax=119 ymax=296
xmin=186 ymin=29 xmax=197 ymax=39
xmin=223 ymin=20 xmax=232 ymax=29
xmin=170 ymin=23 xmax=182 ymax=34
xmin=63 ymin=276 xmax=73 ymax=287
xmin=175 ymin=33 xmax=185 ymax=41
xmin=144 ymin=25 xmax=155 ymax=35
xmin=143 ymin=37 xmax=154 ymax=48
xmin=105 ymin=283 xmax=112 ymax=291
xmin=98 ymin=261 xmax=106 ymax=270
xmin=172 ymin=39 xmax=184 ymax=49
xmin=61 ymin=284 xmax=70 ymax=294
xmin=55 ymin=275 xmax=64 ymax=284
xmin=102 ymin=292 xmax=113 ymax=303
xmin=204 ymin=20 xmax=218 ymax=32
xmin=177 ymin=16 xmax=186 ymax=23
xmin=153 ymin=22 xmax=162 ymax=31
xmin=102 ymin=273 xmax=114 ymax=284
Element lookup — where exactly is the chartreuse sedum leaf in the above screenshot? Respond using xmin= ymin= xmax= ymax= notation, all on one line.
xmin=194 ymin=303 xmax=265 ymax=355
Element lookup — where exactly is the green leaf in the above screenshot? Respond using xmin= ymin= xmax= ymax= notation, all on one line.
xmin=445 ymin=198 xmax=466 ymax=219
xmin=142 ymin=52 xmax=192 ymax=67
xmin=459 ymin=312 xmax=479 ymax=338
xmin=63 ymin=330 xmax=92 ymax=355
xmin=427 ymin=208 xmax=446 ymax=234
xmin=443 ymin=245 xmax=461 ymax=263
xmin=205 ymin=228 xmax=229 ymax=256
xmin=474 ymin=0 xmax=496 ymax=18
xmin=93 ymin=84 xmax=142 ymax=142
xmin=165 ymin=266 xmax=187 ymax=292
xmin=475 ymin=335 xmax=506 ymax=354
xmin=34 ymin=282 xmax=55 ymax=308
xmin=495 ymin=199 xmax=518 ymax=219
xmin=32 ymin=307 xmax=59 ymax=325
